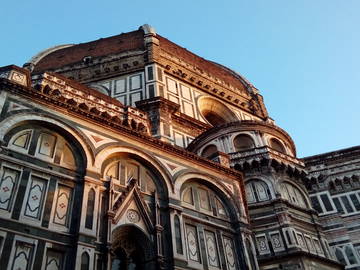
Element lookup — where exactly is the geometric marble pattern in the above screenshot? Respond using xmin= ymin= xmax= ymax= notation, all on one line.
xmin=205 ymin=230 xmax=220 ymax=268
xmin=53 ymin=185 xmax=72 ymax=226
xmin=24 ymin=177 xmax=47 ymax=219
xmin=45 ymin=250 xmax=63 ymax=270
xmin=10 ymin=241 xmax=34 ymax=270
xmin=186 ymin=224 xmax=200 ymax=262
xmin=223 ymin=236 xmax=236 ymax=270
xmin=0 ymin=168 xmax=19 ymax=211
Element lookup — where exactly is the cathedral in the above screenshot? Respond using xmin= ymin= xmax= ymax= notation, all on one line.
xmin=0 ymin=24 xmax=358 ymax=270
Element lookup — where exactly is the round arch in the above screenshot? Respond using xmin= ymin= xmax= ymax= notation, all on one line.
xmin=268 ymin=137 xmax=287 ymax=154
xmin=174 ymin=171 xmax=243 ymax=221
xmin=95 ymin=146 xmax=172 ymax=197
xmin=111 ymin=224 xmax=156 ymax=270
xmin=197 ymin=96 xmax=238 ymax=126
xmin=244 ymin=177 xmax=276 ymax=199
xmin=233 ymin=133 xmax=256 ymax=151
xmin=0 ymin=113 xmax=92 ymax=169
xmin=276 ymin=180 xmax=311 ymax=208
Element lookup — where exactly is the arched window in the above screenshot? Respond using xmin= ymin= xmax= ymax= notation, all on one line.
xmin=81 ymin=252 xmax=90 ymax=270
xmin=245 ymin=180 xmax=271 ymax=203
xmin=201 ymin=145 xmax=218 ymax=159
xmin=180 ymin=182 xmax=237 ymax=269
xmin=233 ymin=134 xmax=255 ymax=151
xmin=2 ymin=124 xmax=83 ymax=232
xmin=345 ymin=246 xmax=358 ymax=265
xmin=7 ymin=126 xmax=76 ymax=169
xmin=181 ymin=183 xmax=228 ymax=217
xmin=85 ymin=189 xmax=95 ymax=229
xmin=174 ymin=215 xmax=183 ymax=254
xmin=280 ymin=182 xmax=307 ymax=208
xmin=104 ymin=159 xmax=156 ymax=193
xmin=269 ymin=138 xmax=286 ymax=154
xmin=335 ymin=248 xmax=346 ymax=265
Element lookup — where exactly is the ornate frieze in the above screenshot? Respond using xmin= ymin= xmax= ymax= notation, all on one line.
xmin=30 ymin=72 xmax=151 ymax=135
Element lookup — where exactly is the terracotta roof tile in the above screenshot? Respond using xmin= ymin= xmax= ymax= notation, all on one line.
xmin=157 ymin=35 xmax=248 ymax=91
xmin=33 ymin=28 xmax=249 ymax=92
xmin=33 ymin=30 xmax=145 ymax=72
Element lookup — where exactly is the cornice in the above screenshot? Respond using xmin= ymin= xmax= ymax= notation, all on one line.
xmin=303 ymin=145 xmax=360 ymax=166
xmin=187 ymin=120 xmax=297 ymax=156
xmin=156 ymin=52 xmax=267 ymax=120
xmin=0 ymin=72 xmax=243 ymax=180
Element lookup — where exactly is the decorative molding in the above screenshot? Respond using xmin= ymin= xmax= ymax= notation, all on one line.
xmin=0 ymin=73 xmax=243 ymax=179
xmin=155 ymin=156 xmax=187 ymax=176
xmin=78 ymin=127 xmax=117 ymax=149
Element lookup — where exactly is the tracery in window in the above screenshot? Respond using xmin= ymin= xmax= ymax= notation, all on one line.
xmin=180 ymin=181 xmax=238 ymax=269
xmin=334 ymin=245 xmax=360 ymax=267
xmin=37 ymin=132 xmax=57 ymax=158
xmin=280 ymin=182 xmax=307 ymax=208
xmin=345 ymin=246 xmax=358 ymax=265
xmin=104 ymin=159 xmax=156 ymax=194
xmin=182 ymin=187 xmax=194 ymax=205
xmin=181 ymin=182 xmax=228 ymax=218
xmin=7 ymin=126 xmax=77 ymax=169
xmin=335 ymin=248 xmax=346 ymax=265
xmin=233 ymin=134 xmax=255 ymax=151
xmin=245 ymin=180 xmax=271 ymax=204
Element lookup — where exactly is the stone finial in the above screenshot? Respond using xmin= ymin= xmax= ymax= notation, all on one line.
xmin=140 ymin=24 xmax=159 ymax=46
xmin=140 ymin=24 xmax=157 ymax=36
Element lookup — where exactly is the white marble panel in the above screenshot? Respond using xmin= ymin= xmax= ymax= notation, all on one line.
xmin=24 ymin=177 xmax=46 ymax=219
xmin=0 ymin=168 xmax=19 ymax=210
xmin=53 ymin=185 xmax=72 ymax=226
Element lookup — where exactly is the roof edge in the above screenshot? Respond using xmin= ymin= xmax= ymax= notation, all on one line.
xmin=24 ymin=44 xmax=74 ymax=70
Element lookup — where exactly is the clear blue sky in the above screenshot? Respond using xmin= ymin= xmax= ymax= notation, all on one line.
xmin=1 ymin=0 xmax=359 ymax=157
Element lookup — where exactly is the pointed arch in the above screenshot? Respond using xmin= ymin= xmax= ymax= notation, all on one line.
xmin=81 ymin=252 xmax=90 ymax=270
